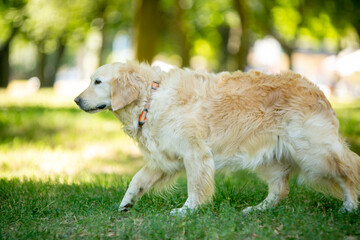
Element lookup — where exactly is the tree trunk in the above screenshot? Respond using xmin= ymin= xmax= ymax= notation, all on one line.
xmin=270 ymin=32 xmax=294 ymax=70
xmin=48 ymin=40 xmax=66 ymax=86
xmin=356 ymin=28 xmax=360 ymax=48
xmin=0 ymin=29 xmax=18 ymax=88
xmin=218 ymin=24 xmax=231 ymax=70
xmin=135 ymin=0 xmax=160 ymax=63
xmin=283 ymin=45 xmax=294 ymax=70
xmin=37 ymin=38 xmax=66 ymax=88
xmin=97 ymin=3 xmax=107 ymax=67
xmin=234 ymin=0 xmax=251 ymax=71
xmin=37 ymin=47 xmax=50 ymax=87
xmin=0 ymin=40 xmax=11 ymax=88
xmin=175 ymin=0 xmax=190 ymax=67
xmin=237 ymin=28 xmax=251 ymax=71
xmin=99 ymin=25 xmax=107 ymax=66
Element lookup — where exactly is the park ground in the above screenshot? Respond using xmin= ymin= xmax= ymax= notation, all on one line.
xmin=0 ymin=89 xmax=359 ymax=239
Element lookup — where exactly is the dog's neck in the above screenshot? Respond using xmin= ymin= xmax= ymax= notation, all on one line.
xmin=112 ymin=101 xmax=143 ymax=138
xmin=112 ymin=66 xmax=163 ymax=138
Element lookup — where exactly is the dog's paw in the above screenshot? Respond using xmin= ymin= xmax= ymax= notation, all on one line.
xmin=170 ymin=207 xmax=192 ymax=217
xmin=118 ymin=206 xmax=129 ymax=212
xmin=242 ymin=205 xmax=266 ymax=214
xmin=118 ymin=203 xmax=133 ymax=212
xmin=241 ymin=206 xmax=255 ymax=214
xmin=339 ymin=202 xmax=358 ymax=213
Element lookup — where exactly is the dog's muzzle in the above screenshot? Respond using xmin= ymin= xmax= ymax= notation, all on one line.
xmin=74 ymin=97 xmax=106 ymax=113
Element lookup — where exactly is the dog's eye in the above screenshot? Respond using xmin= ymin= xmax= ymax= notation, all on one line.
xmin=94 ymin=80 xmax=102 ymax=85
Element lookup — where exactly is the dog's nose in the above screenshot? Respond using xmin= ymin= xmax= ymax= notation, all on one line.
xmin=74 ymin=97 xmax=81 ymax=105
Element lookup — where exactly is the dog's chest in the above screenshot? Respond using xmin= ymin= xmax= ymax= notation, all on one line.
xmin=137 ymin=128 xmax=184 ymax=173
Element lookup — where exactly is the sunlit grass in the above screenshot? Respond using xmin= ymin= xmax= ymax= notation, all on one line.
xmin=0 ymin=89 xmax=143 ymax=180
xmin=0 ymin=90 xmax=360 ymax=239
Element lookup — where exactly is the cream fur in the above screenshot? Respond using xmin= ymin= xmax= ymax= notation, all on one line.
xmin=75 ymin=61 xmax=360 ymax=214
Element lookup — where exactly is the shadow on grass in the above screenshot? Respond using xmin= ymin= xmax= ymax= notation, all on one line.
xmin=0 ymin=106 xmax=118 ymax=144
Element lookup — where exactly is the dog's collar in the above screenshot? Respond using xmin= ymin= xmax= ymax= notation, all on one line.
xmin=138 ymin=81 xmax=160 ymax=127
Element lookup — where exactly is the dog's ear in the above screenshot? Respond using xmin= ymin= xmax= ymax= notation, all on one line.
xmin=111 ymin=72 xmax=138 ymax=111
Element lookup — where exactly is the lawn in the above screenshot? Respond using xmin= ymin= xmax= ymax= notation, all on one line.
xmin=0 ymin=89 xmax=359 ymax=239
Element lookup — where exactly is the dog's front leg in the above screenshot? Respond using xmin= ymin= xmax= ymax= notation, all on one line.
xmin=119 ymin=165 xmax=165 ymax=211
xmin=171 ymin=152 xmax=215 ymax=216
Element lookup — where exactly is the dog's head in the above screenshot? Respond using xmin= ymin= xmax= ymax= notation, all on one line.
xmin=74 ymin=63 xmax=139 ymax=113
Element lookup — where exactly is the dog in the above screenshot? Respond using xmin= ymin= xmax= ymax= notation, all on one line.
xmin=75 ymin=61 xmax=360 ymax=215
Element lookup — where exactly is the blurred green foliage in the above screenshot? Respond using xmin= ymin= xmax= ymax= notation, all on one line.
xmin=0 ymin=0 xmax=359 ymax=87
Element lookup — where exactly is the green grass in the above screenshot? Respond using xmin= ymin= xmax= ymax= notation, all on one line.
xmin=0 ymin=90 xmax=360 ymax=239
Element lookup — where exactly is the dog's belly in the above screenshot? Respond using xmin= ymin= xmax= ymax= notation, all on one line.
xmin=213 ymin=145 xmax=278 ymax=172
xmin=210 ymin=131 xmax=294 ymax=172
xmin=214 ymin=153 xmax=266 ymax=172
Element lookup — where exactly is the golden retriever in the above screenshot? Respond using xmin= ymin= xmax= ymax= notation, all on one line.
xmin=75 ymin=61 xmax=360 ymax=215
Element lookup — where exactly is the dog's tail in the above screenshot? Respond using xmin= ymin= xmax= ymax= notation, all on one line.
xmin=341 ymin=143 xmax=360 ymax=193
xmin=326 ymin=141 xmax=360 ymax=198
xmin=299 ymin=140 xmax=360 ymax=199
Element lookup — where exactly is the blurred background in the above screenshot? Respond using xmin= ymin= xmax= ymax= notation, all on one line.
xmin=1 ymin=0 xmax=360 ymax=179
xmin=2 ymin=2 xmax=360 ymax=237
xmin=1 ymin=0 xmax=360 ymax=99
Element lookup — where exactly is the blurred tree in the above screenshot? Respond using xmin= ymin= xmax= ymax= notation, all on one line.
xmin=324 ymin=0 xmax=360 ymax=47
xmin=92 ymin=0 xmax=108 ymax=66
xmin=253 ymin=0 xmax=305 ymax=69
xmin=234 ymin=0 xmax=251 ymax=71
xmin=253 ymin=0 xmax=347 ymax=69
xmin=0 ymin=0 xmax=27 ymax=87
xmin=88 ymin=0 xmax=132 ymax=66
xmin=135 ymin=0 xmax=160 ymax=62
xmin=175 ymin=0 xmax=190 ymax=66
xmin=23 ymin=0 xmax=90 ymax=87
xmin=178 ymin=0 xmax=233 ymax=70
xmin=347 ymin=0 xmax=360 ymax=40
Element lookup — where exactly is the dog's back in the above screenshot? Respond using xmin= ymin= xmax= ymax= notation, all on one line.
xmin=205 ymin=70 xmax=336 ymax=163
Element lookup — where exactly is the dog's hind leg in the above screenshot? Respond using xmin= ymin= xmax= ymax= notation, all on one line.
xmin=119 ymin=165 xmax=169 ymax=212
xmin=242 ymin=163 xmax=291 ymax=213
xmin=334 ymin=177 xmax=358 ymax=212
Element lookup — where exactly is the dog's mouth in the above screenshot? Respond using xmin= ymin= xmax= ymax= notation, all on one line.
xmin=84 ymin=104 xmax=107 ymax=113
xmin=75 ymin=96 xmax=109 ymax=113
xmin=76 ymin=101 xmax=107 ymax=113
